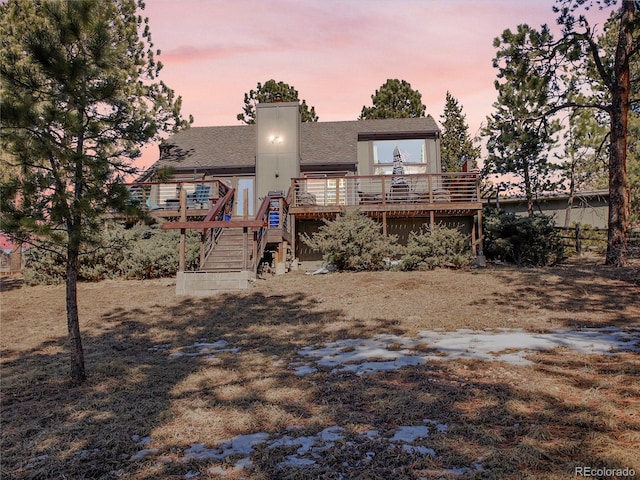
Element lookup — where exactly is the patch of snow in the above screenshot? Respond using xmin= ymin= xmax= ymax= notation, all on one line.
xmin=424 ymin=419 xmax=448 ymax=433
xmin=292 ymin=328 xmax=640 ymax=376
xmin=279 ymin=455 xmax=317 ymax=467
xmin=184 ymin=432 xmax=270 ymax=462
xmin=131 ymin=435 xmax=152 ymax=446
xmin=361 ymin=429 xmax=380 ymax=440
xmin=319 ymin=426 xmax=345 ymax=442
xmin=390 ymin=425 xmax=430 ymax=443
xmin=207 ymin=466 xmax=227 ymax=476
xmin=130 ymin=448 xmax=159 ymax=461
xmin=151 ymin=339 xmax=240 ymax=360
xmin=73 ymin=448 xmax=100 ymax=460
xmin=402 ymin=445 xmax=436 ymax=456
xmin=234 ymin=457 xmax=253 ymax=471
xmin=293 ymin=365 xmax=317 ymax=376
xmin=138 ymin=423 xmax=476 ymax=474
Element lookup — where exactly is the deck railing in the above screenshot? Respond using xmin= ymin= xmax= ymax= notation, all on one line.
xmin=291 ymin=172 xmax=480 ymax=208
xmin=125 ymin=179 xmax=225 ymax=213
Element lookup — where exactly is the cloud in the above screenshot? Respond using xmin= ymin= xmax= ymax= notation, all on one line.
xmin=161 ymin=44 xmax=264 ymax=64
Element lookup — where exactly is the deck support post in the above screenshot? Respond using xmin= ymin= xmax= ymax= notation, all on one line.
xmin=472 ymin=222 xmax=477 ymax=256
xmin=476 ymin=208 xmax=485 ymax=267
xmin=242 ymin=189 xmax=249 ymax=271
xmin=477 ymin=208 xmax=484 ymax=254
xmin=429 ymin=211 xmax=435 ymax=230
xmin=382 ymin=212 xmax=387 ymax=236
xmin=242 ymin=227 xmax=248 ymax=270
xmin=290 ymin=215 xmax=296 ymax=265
xmin=179 ymin=186 xmax=187 ymax=272
xmin=276 ymin=240 xmax=287 ymax=275
xmin=253 ymin=233 xmax=258 ymax=269
xmin=199 ymin=232 xmax=206 ymax=268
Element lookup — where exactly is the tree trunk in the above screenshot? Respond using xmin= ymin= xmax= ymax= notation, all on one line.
xmin=564 ymin=175 xmax=575 ymax=229
xmin=67 ymin=124 xmax=87 ymax=383
xmin=66 ymin=235 xmax=86 ymax=383
xmin=605 ymin=1 xmax=633 ymax=267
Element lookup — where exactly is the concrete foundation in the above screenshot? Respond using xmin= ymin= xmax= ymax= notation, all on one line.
xmin=176 ymin=270 xmax=255 ymax=296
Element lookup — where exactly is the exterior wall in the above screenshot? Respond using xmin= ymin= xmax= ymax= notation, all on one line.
xmin=356 ymin=142 xmax=370 ymax=175
xmin=295 ymin=219 xmax=325 ymax=263
xmin=295 ymin=215 xmax=475 ymax=265
xmin=496 ymin=193 xmax=609 ymax=228
xmin=429 ymin=137 xmax=442 ymax=174
xmin=387 ymin=216 xmax=473 ymax=244
xmin=256 ymin=102 xmax=300 ymax=200
xmin=176 ymin=270 xmax=255 ymax=296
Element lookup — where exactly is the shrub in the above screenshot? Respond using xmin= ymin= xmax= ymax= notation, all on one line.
xmin=23 ymin=223 xmax=200 ymax=285
xmin=300 ymin=210 xmax=400 ymax=270
xmin=482 ymin=207 xmax=563 ymax=267
xmin=400 ymin=224 xmax=475 ymax=270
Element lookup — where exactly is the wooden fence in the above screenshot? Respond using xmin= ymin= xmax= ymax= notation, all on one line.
xmin=555 ymin=226 xmax=640 ymax=255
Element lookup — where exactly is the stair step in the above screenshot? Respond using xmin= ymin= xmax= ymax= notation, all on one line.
xmin=200 ymin=228 xmax=256 ymax=273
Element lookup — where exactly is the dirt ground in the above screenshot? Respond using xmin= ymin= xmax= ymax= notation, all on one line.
xmin=1 ymin=254 xmax=639 ymax=479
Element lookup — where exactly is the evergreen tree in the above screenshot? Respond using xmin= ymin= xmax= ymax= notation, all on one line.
xmin=0 ymin=0 xmax=191 ymax=383
xmin=545 ymin=0 xmax=638 ymax=265
xmin=482 ymin=24 xmax=562 ymax=217
xmin=237 ymin=79 xmax=318 ymax=124
xmin=439 ymin=91 xmax=481 ymax=172
xmin=576 ymin=8 xmax=640 ymax=227
xmin=628 ymin=111 xmax=640 ymax=225
xmin=359 ymin=79 xmax=426 ymax=119
xmin=557 ymin=98 xmax=609 ymax=227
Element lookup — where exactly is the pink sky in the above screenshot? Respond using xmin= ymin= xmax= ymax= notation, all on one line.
xmin=137 ymin=0 xmax=610 ymax=170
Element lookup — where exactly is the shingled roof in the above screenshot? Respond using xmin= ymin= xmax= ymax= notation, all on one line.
xmin=149 ymin=116 xmax=440 ymax=173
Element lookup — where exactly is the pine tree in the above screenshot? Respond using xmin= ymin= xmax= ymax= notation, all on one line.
xmin=237 ymin=79 xmax=318 ymax=124
xmin=359 ymin=79 xmax=426 ymax=120
xmin=439 ymin=92 xmax=480 ymax=172
xmin=483 ymin=24 xmax=562 ymax=217
xmin=0 ymin=0 xmax=191 ymax=383
xmin=545 ymin=0 xmax=638 ymax=265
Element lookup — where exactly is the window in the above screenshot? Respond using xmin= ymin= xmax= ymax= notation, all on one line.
xmin=372 ymin=139 xmax=427 ymax=175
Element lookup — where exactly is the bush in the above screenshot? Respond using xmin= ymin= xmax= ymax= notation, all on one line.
xmin=400 ymin=224 xmax=475 ymax=270
xmin=23 ymin=223 xmax=200 ymax=285
xmin=300 ymin=210 xmax=400 ymax=270
xmin=483 ymin=207 xmax=563 ymax=267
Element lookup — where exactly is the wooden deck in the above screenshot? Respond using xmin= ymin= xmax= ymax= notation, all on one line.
xmin=289 ymin=172 xmax=483 ymax=219
xmin=125 ymin=179 xmax=226 ymax=221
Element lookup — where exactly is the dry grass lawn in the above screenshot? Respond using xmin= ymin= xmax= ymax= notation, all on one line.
xmin=1 ymin=254 xmax=639 ymax=479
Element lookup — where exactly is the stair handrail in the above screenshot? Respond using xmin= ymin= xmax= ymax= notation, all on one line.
xmin=252 ymin=195 xmax=274 ymax=273
xmin=201 ymin=187 xmax=235 ymax=268
xmin=280 ymin=191 xmax=291 ymax=233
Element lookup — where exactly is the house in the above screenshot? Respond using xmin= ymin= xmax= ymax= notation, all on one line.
xmin=132 ymin=101 xmax=483 ymax=295
xmin=485 ymin=190 xmax=609 ymax=229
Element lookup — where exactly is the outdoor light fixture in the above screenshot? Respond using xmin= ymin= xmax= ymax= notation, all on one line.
xmin=270 ymin=135 xmax=283 ymax=179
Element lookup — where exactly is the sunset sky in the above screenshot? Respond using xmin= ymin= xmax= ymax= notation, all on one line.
xmin=137 ymin=0 xmax=610 ymax=170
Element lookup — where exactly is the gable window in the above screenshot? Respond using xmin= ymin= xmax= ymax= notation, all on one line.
xmin=372 ymin=139 xmax=427 ymax=175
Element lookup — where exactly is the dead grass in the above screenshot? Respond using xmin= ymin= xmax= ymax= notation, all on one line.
xmin=1 ymin=254 xmax=639 ymax=479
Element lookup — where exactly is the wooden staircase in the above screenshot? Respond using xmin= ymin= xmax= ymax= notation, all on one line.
xmin=199 ymin=225 xmax=254 ymax=272
xmin=163 ymin=192 xmax=287 ymax=295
